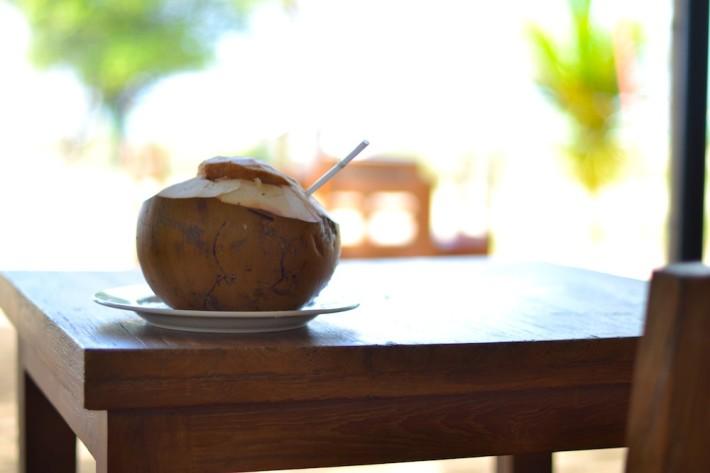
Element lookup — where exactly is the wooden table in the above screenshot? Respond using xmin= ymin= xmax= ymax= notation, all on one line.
xmin=0 ymin=258 xmax=647 ymax=473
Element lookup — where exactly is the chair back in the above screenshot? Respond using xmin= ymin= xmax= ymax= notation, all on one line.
xmin=625 ymin=263 xmax=710 ymax=472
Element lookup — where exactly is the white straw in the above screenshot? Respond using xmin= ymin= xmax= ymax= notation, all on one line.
xmin=306 ymin=140 xmax=369 ymax=195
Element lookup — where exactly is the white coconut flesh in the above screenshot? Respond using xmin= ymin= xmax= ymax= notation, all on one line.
xmin=157 ymin=177 xmax=325 ymax=223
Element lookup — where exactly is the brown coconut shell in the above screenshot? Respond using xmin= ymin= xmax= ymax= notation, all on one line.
xmin=137 ymin=196 xmax=340 ymax=311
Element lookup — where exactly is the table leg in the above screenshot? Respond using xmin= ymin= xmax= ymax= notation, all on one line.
xmin=19 ymin=370 xmax=76 ymax=473
xmin=95 ymin=411 xmax=183 ymax=473
xmin=496 ymin=453 xmax=553 ymax=473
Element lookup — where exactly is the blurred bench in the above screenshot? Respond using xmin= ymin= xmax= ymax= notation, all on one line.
xmin=307 ymin=155 xmax=489 ymax=258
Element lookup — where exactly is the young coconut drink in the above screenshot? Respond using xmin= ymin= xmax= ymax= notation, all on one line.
xmin=137 ymin=157 xmax=342 ymax=311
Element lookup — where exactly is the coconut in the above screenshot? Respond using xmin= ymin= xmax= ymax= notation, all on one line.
xmin=136 ymin=157 xmax=341 ymax=311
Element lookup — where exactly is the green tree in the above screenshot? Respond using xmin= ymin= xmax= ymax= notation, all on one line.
xmin=529 ymin=0 xmax=640 ymax=194
xmin=14 ymin=0 xmax=265 ymax=160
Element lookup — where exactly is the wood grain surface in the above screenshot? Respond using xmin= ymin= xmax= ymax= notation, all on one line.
xmin=0 ymin=258 xmax=648 ymax=472
xmin=93 ymin=383 xmax=630 ymax=473
xmin=0 ymin=258 xmax=646 ymax=411
xmin=625 ymin=263 xmax=710 ymax=473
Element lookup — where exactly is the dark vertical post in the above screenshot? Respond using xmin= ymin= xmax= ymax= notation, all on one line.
xmin=669 ymin=0 xmax=709 ymax=262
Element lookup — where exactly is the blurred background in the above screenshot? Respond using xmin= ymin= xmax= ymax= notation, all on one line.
xmin=1 ymin=0 xmax=693 ymax=277
xmin=0 ymin=0 xmax=705 ymax=471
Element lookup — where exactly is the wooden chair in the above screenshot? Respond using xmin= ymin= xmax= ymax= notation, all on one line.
xmin=625 ymin=263 xmax=710 ymax=472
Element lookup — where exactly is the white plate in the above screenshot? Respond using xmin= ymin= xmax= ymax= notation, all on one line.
xmin=94 ymin=284 xmax=359 ymax=333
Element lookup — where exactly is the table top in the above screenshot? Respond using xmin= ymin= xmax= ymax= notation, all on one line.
xmin=1 ymin=257 xmax=647 ymax=411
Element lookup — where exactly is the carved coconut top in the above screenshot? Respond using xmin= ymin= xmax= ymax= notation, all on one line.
xmin=157 ymin=157 xmax=329 ymax=223
xmin=198 ymin=157 xmax=292 ymax=186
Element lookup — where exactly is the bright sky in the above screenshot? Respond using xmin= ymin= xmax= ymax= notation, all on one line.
xmin=0 ymin=0 xmax=672 ymax=163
